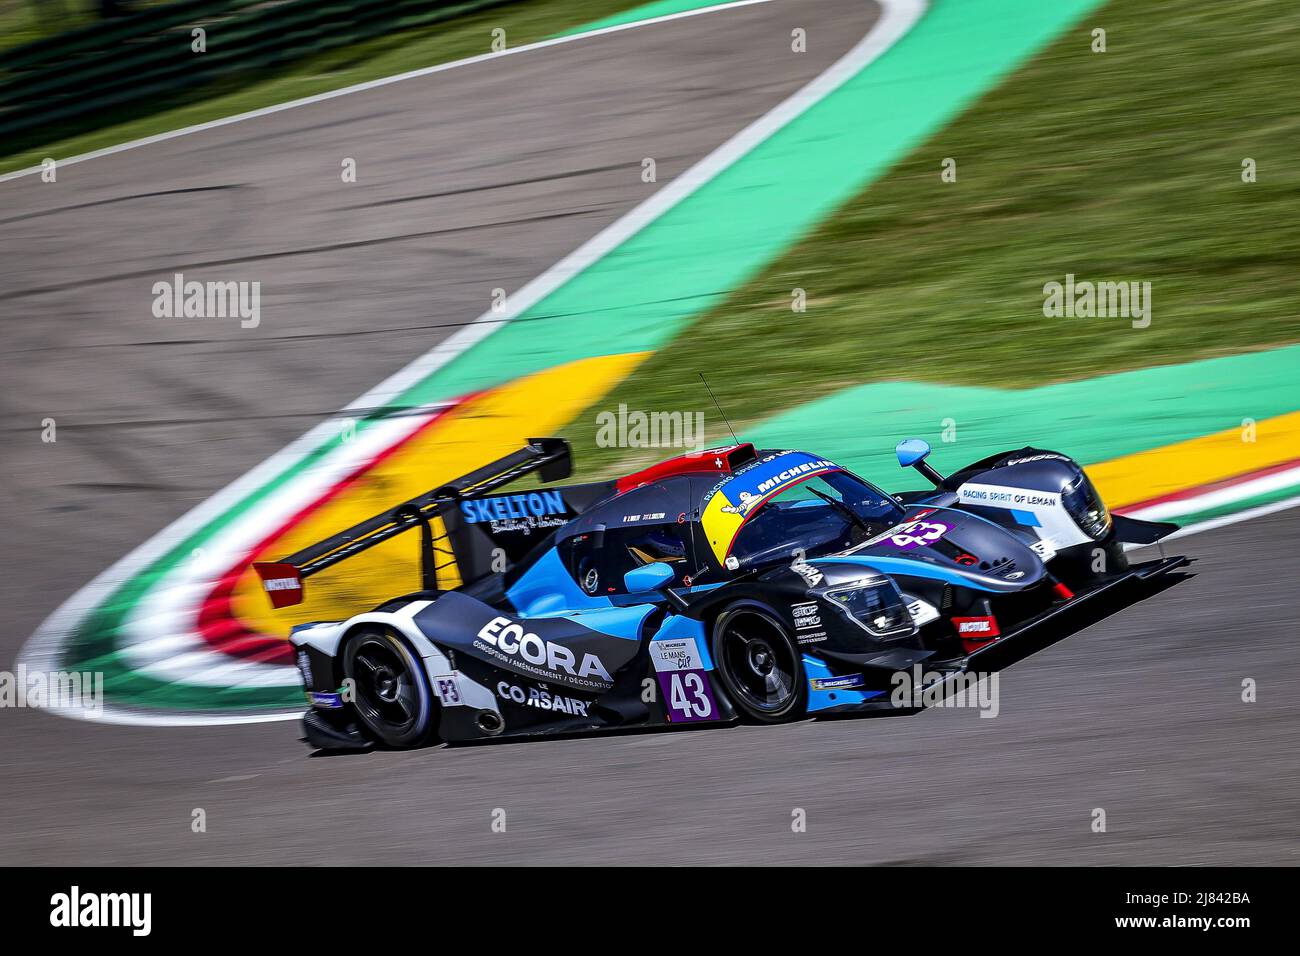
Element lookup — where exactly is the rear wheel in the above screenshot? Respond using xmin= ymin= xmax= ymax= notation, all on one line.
xmin=711 ymin=604 xmax=806 ymax=723
xmin=342 ymin=629 xmax=435 ymax=748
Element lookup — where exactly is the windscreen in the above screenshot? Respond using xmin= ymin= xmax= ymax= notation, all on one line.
xmin=725 ymin=470 xmax=904 ymax=570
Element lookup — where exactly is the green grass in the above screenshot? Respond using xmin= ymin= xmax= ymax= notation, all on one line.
xmin=0 ymin=0 xmax=648 ymax=173
xmin=568 ymin=0 xmax=1300 ymax=478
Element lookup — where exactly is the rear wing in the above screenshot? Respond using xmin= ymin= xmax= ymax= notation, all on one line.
xmin=252 ymin=438 xmax=576 ymax=608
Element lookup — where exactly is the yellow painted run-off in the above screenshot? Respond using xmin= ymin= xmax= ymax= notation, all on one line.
xmin=1087 ymin=410 xmax=1300 ymax=509
xmin=232 ymin=351 xmax=649 ymax=636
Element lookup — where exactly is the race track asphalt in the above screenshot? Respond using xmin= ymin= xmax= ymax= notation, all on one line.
xmin=2 ymin=0 xmax=1297 ymax=865
xmin=3 ymin=509 xmax=1297 ymax=865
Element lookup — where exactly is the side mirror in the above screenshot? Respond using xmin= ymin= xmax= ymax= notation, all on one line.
xmin=624 ymin=563 xmax=675 ymax=594
xmin=894 ymin=438 xmax=945 ymax=488
xmin=895 ymin=438 xmax=931 ymax=467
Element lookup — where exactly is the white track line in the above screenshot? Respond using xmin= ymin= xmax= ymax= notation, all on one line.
xmin=1162 ymin=493 xmax=1300 ymax=542
xmin=0 ymin=0 xmax=776 ymax=185
xmin=1122 ymin=465 xmax=1300 ymax=523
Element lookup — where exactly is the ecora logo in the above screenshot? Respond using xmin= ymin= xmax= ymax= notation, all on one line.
xmin=476 ymin=617 xmax=611 ymax=683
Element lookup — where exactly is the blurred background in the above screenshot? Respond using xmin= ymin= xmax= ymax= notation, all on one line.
xmin=0 ymin=0 xmax=1297 ymax=865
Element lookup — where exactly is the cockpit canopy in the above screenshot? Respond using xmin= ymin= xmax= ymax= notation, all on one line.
xmin=554 ymin=451 xmax=903 ymax=596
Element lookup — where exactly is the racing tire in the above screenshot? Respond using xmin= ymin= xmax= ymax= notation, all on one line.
xmin=710 ymin=603 xmax=806 ymax=723
xmin=342 ymin=628 xmax=436 ymax=748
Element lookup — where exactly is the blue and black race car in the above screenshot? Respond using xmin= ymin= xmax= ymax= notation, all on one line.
xmin=254 ymin=437 xmax=1188 ymax=750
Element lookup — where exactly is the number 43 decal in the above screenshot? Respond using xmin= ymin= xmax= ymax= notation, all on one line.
xmin=666 ymin=670 xmax=715 ymax=721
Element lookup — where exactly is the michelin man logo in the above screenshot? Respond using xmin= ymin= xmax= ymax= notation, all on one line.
xmin=721 ymin=491 xmax=762 ymax=517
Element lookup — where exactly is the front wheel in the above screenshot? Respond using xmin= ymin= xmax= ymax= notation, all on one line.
xmin=1052 ymin=537 xmax=1130 ymax=589
xmin=342 ymin=629 xmax=435 ymax=748
xmin=710 ymin=604 xmax=806 ymax=723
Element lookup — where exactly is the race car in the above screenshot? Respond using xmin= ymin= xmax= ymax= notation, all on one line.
xmin=254 ymin=437 xmax=1188 ymax=750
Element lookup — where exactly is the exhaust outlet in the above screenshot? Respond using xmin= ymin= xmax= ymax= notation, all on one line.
xmin=476 ymin=710 xmax=504 ymax=736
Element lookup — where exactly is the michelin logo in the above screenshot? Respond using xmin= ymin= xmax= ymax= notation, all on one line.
xmin=755 ymin=458 xmax=835 ymax=495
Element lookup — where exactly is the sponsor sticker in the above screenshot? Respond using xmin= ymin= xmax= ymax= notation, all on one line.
xmin=906 ymin=597 xmax=940 ymax=626
xmin=958 ymin=483 xmax=1061 ymax=509
xmin=495 ymin=681 xmax=589 ymax=716
xmin=308 ymin=691 xmax=343 ymax=709
xmin=459 ymin=490 xmax=570 ymax=536
xmin=649 ymin=637 xmax=716 ymax=723
xmin=810 ymin=674 xmax=866 ymax=691
xmin=791 ymin=601 xmax=822 ymax=630
xmin=1005 ymin=453 xmax=1069 ymax=466
xmin=888 ymin=520 xmax=949 ymax=551
xmin=791 ymin=561 xmax=823 ymax=586
xmin=460 ymin=490 xmax=566 ymax=523
xmin=720 ymin=492 xmax=763 ymax=517
xmin=475 ymin=616 xmax=613 ymax=688
xmin=1029 ymin=538 xmax=1056 ymax=561
xmin=432 ymin=675 xmax=463 ymax=706
xmin=952 ymin=616 xmax=1001 ymax=637
xmin=956 ymin=482 xmax=1092 ymax=550
xmin=649 ymin=637 xmax=704 ymax=672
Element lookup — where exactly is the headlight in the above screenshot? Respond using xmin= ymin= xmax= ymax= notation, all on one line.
xmin=825 ymin=575 xmax=914 ymax=639
xmin=1062 ymin=471 xmax=1112 ymax=539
